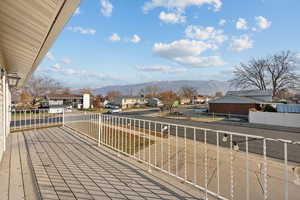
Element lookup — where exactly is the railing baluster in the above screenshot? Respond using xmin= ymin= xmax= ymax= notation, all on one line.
xmin=144 ymin=120 xmax=146 ymax=161
xmin=121 ymin=117 xmax=125 ymax=152
xmin=284 ymin=142 xmax=288 ymax=200
xmin=217 ymin=131 xmax=220 ymax=196
xmin=98 ymin=114 xmax=100 ymax=146
xmin=176 ymin=125 xmax=178 ymax=176
xmin=184 ymin=127 xmax=187 ymax=181
xmin=154 ymin=121 xmax=157 ymax=167
xmin=139 ymin=119 xmax=141 ymax=160
xmin=263 ymin=139 xmax=268 ymax=200
xmin=168 ymin=124 xmax=171 ymax=175
xmin=24 ymin=110 xmax=26 ymax=129
xmin=230 ymin=134 xmax=234 ymax=200
xmin=194 ymin=128 xmax=196 ymax=184
xmin=148 ymin=121 xmax=151 ymax=171
xmin=204 ymin=129 xmax=208 ymax=200
xmin=161 ymin=123 xmax=163 ymax=170
xmin=246 ymin=136 xmax=249 ymax=200
xmin=133 ymin=119 xmax=136 ymax=156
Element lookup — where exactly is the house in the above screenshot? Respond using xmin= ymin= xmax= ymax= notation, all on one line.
xmin=148 ymin=98 xmax=163 ymax=107
xmin=112 ymin=96 xmax=147 ymax=109
xmin=44 ymin=93 xmax=91 ymax=109
xmin=93 ymin=95 xmax=106 ymax=108
xmin=180 ymin=97 xmax=191 ymax=105
xmin=208 ymin=89 xmax=273 ymax=115
xmin=192 ymin=95 xmax=210 ymax=104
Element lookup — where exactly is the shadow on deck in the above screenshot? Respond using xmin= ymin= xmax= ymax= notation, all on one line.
xmin=0 ymin=127 xmax=206 ymax=200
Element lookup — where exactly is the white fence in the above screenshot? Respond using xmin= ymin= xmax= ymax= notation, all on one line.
xmin=10 ymin=109 xmax=64 ymax=131
xmin=64 ymin=113 xmax=300 ymax=200
xmin=249 ymin=111 xmax=300 ymax=128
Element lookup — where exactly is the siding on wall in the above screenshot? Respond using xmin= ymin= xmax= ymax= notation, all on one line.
xmin=209 ymin=103 xmax=258 ymax=115
xmin=0 ymin=78 xmax=3 ymax=161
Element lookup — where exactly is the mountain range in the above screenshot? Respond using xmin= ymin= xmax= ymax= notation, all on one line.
xmin=84 ymin=80 xmax=231 ymax=96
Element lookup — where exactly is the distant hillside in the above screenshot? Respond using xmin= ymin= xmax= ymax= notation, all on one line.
xmin=86 ymin=80 xmax=231 ymax=96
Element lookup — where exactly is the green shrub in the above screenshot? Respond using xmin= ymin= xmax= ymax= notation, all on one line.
xmin=263 ymin=104 xmax=276 ymax=112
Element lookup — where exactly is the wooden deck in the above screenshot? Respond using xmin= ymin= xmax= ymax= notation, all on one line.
xmin=0 ymin=127 xmax=206 ymax=200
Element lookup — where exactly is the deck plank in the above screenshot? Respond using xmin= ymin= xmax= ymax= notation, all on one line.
xmin=18 ymin=132 xmax=39 ymax=200
xmin=9 ymin=133 xmax=25 ymax=200
xmin=0 ymin=134 xmax=11 ymax=200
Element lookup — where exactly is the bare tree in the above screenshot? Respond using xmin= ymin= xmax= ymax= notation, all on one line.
xmin=159 ymin=90 xmax=179 ymax=112
xmin=22 ymin=75 xmax=64 ymax=104
xmin=231 ymin=58 xmax=270 ymax=90
xmin=180 ymin=86 xmax=197 ymax=100
xmin=106 ymin=90 xmax=122 ymax=101
xmin=231 ymin=51 xmax=300 ymax=95
xmin=267 ymin=51 xmax=300 ymax=96
xmin=143 ymin=85 xmax=160 ymax=98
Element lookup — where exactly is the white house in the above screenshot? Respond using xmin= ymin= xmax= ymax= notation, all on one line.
xmin=112 ymin=96 xmax=147 ymax=109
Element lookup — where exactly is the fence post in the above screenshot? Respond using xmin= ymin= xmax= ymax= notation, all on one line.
xmin=62 ymin=108 xmax=65 ymax=127
xmin=98 ymin=113 xmax=101 ymax=147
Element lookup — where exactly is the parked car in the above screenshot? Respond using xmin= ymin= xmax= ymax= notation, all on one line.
xmin=104 ymin=104 xmax=119 ymax=109
xmin=105 ymin=109 xmax=122 ymax=114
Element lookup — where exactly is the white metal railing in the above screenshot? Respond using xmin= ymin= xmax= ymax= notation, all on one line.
xmin=64 ymin=113 xmax=300 ymax=200
xmin=10 ymin=109 xmax=64 ymax=131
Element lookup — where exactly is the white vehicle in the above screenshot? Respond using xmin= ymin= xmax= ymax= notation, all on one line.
xmin=106 ymin=109 xmax=122 ymax=114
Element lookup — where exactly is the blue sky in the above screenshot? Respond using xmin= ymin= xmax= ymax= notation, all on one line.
xmin=38 ymin=0 xmax=300 ymax=88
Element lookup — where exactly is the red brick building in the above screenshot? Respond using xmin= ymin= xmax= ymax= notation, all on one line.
xmin=209 ymin=90 xmax=273 ymax=115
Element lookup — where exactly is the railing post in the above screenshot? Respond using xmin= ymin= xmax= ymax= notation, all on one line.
xmin=98 ymin=113 xmax=101 ymax=147
xmin=62 ymin=108 xmax=65 ymax=127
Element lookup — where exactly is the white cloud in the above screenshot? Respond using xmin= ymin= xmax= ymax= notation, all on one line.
xmin=153 ymin=39 xmax=224 ymax=67
xmin=62 ymin=58 xmax=72 ymax=64
xmin=136 ymin=65 xmax=170 ymax=71
xmin=153 ymin=39 xmax=213 ymax=58
xmin=236 ymin=18 xmax=248 ymax=30
xmin=67 ymin=26 xmax=96 ymax=35
xmin=255 ymin=16 xmax=271 ymax=30
xmin=185 ymin=25 xmax=227 ymax=44
xmin=230 ymin=35 xmax=253 ymax=52
xmin=174 ymin=55 xmax=225 ymax=67
xmin=143 ymin=0 xmax=222 ymax=13
xmin=100 ymin=0 xmax=113 ymax=17
xmin=46 ymin=52 xmax=55 ymax=61
xmin=109 ymin=33 xmax=121 ymax=42
xmin=74 ymin=7 xmax=80 ymax=15
xmin=159 ymin=11 xmax=186 ymax=24
xmin=219 ymin=19 xmax=226 ymax=26
xmin=131 ymin=34 xmax=141 ymax=43
xmin=52 ymin=63 xmax=61 ymax=70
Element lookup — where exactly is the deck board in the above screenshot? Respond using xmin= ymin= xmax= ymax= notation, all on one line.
xmin=0 ymin=133 xmax=11 ymax=200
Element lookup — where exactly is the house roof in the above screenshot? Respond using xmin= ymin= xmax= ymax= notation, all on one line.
xmin=209 ymin=96 xmax=267 ymax=104
xmin=46 ymin=94 xmax=83 ymax=99
xmin=226 ymin=89 xmax=273 ymax=97
xmin=0 ymin=0 xmax=81 ymax=87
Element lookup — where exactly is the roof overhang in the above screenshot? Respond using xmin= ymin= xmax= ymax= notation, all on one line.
xmin=0 ymin=0 xmax=81 ymax=88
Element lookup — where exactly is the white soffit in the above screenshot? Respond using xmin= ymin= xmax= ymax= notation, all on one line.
xmin=0 ymin=0 xmax=81 ymax=87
